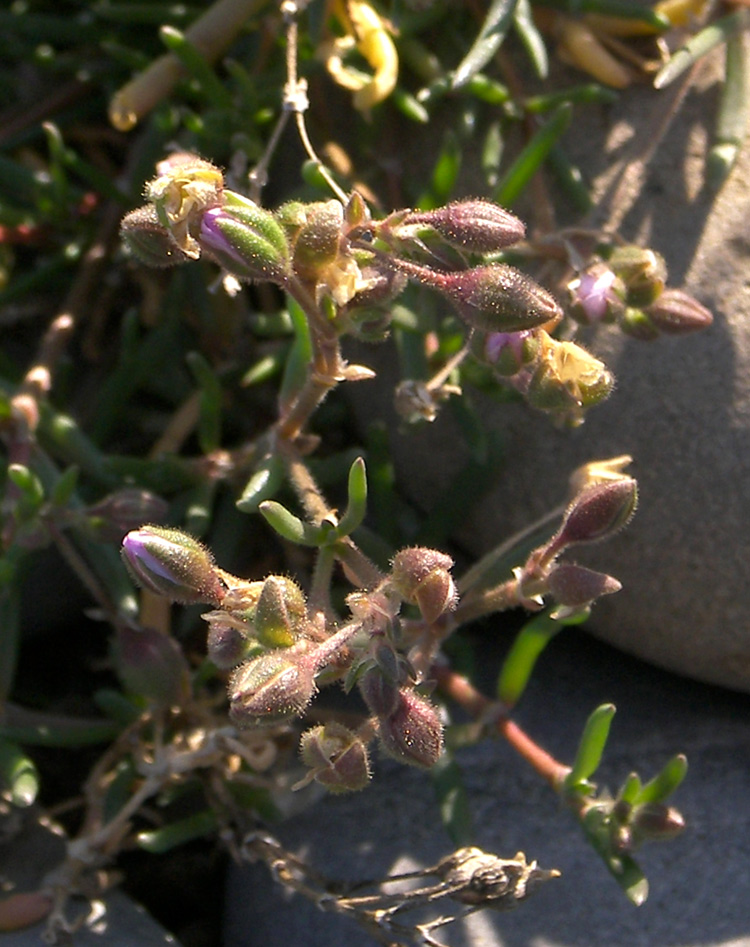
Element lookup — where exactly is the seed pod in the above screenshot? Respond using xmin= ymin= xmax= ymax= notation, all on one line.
xmin=299 ymin=722 xmax=371 ymax=792
xmin=391 ymin=547 xmax=458 ymax=622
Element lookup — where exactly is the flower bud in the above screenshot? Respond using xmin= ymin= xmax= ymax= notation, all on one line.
xmin=391 ymin=547 xmax=458 ymax=623
xmin=547 ymin=563 xmax=621 ymax=608
xmin=567 ymin=263 xmax=625 ymax=325
xmin=556 ymin=478 xmax=638 ymax=548
xmin=299 ymin=722 xmax=371 ymax=792
xmin=437 ymin=264 xmax=562 ymax=333
xmin=228 ymin=651 xmax=316 ymax=728
xmin=608 ymin=245 xmax=667 ymax=307
xmin=206 ymin=620 xmax=253 ymax=670
xmin=254 ymin=575 xmax=307 ymax=648
xmin=378 ymin=688 xmax=444 ymax=768
xmin=120 ymin=205 xmax=191 ymax=267
xmin=198 ymin=193 xmax=290 ymax=283
xmin=398 ymin=200 xmax=526 ymax=253
xmin=291 ymin=200 xmax=345 ymax=281
xmin=359 ymin=665 xmax=401 ymax=718
xmin=631 ymin=803 xmax=685 ymax=844
xmin=113 ymin=623 xmax=190 ymax=705
xmin=86 ymin=488 xmax=169 ymax=542
xmin=644 ymin=289 xmax=713 ymax=335
xmin=121 ymin=526 xmax=225 ymax=605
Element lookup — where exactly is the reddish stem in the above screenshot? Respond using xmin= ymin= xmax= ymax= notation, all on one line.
xmin=434 ymin=664 xmax=568 ymax=789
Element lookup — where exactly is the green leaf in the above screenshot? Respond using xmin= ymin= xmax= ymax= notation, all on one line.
xmin=636 ymin=754 xmax=688 ymax=805
xmin=494 ymin=103 xmax=572 ymax=206
xmin=514 ymin=0 xmax=548 ymax=79
xmin=237 ymin=453 xmax=285 ymax=514
xmin=452 ymin=0 xmax=520 ymax=89
xmin=654 ymin=9 xmax=750 ymax=89
xmin=258 ymin=500 xmax=323 ymax=546
xmin=159 ymin=24 xmax=233 ymax=109
xmin=186 ymin=351 xmax=222 ymax=455
xmin=580 ymin=806 xmax=650 ymax=904
xmin=0 ymin=737 xmax=39 ymax=807
xmin=496 ymin=610 xmax=564 ymax=707
xmin=566 ymin=703 xmax=616 ymax=787
xmin=0 ymin=581 xmax=20 ymax=703
xmin=137 ymin=809 xmax=219 ymax=853
xmin=333 ymin=457 xmax=368 ymax=539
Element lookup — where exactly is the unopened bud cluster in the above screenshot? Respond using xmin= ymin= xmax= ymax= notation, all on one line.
xmin=567 ymin=244 xmax=713 ymax=339
xmin=510 ymin=470 xmax=637 ymax=618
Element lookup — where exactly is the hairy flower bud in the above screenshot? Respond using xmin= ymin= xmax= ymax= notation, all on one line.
xmin=359 ymin=665 xmax=401 ymax=718
xmin=121 ymin=526 xmax=225 ymax=605
xmin=556 ymin=479 xmax=638 ymax=549
xmin=439 ymin=264 xmax=561 ymax=333
xmin=113 ymin=623 xmax=190 ymax=705
xmin=206 ymin=621 xmax=252 ymax=670
xmin=120 ymin=205 xmax=191 ymax=267
xmin=198 ymin=192 xmax=290 ymax=283
xmin=398 ymin=200 xmax=526 ymax=253
xmin=299 ymin=722 xmax=371 ymax=792
xmin=644 ymin=289 xmax=713 ymax=335
xmin=547 ymin=563 xmax=621 ymax=611
xmin=391 ymin=547 xmax=457 ymax=623
xmin=86 ymin=488 xmax=168 ymax=542
xmin=228 ymin=651 xmax=316 ymax=728
xmin=290 ymin=200 xmax=345 ymax=281
xmin=608 ymin=245 xmax=667 ymax=307
xmin=378 ymin=688 xmax=444 ymax=768
xmin=254 ymin=575 xmax=307 ymax=648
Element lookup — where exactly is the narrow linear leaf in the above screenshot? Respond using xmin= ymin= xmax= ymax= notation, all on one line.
xmin=0 ymin=738 xmax=39 ymax=807
xmin=334 ymin=457 xmax=368 ymax=539
xmin=237 ymin=453 xmax=285 ymax=514
xmin=452 ymin=0 xmax=520 ymax=89
xmin=494 ymin=103 xmax=572 ymax=206
xmin=636 ymin=753 xmax=688 ymax=804
xmin=137 ymin=809 xmax=219 ymax=853
xmin=708 ymin=29 xmax=750 ymax=188
xmin=496 ymin=611 xmax=564 ymax=707
xmin=159 ymin=24 xmax=233 ymax=108
xmin=514 ymin=0 xmax=549 ymax=79
xmin=566 ymin=703 xmax=616 ymax=786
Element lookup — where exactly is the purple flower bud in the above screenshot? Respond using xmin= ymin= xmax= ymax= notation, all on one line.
xmin=644 ymin=289 xmax=713 ymax=335
xmin=228 ymin=651 xmax=317 ymax=728
xmin=121 ymin=526 xmax=225 ymax=605
xmin=198 ymin=193 xmax=290 ymax=284
xmin=399 ymin=200 xmax=526 ymax=253
xmin=113 ymin=624 xmax=190 ymax=705
xmin=299 ymin=722 xmax=371 ymax=793
xmin=481 ymin=330 xmax=539 ymax=376
xmin=378 ymin=688 xmax=444 ymax=768
xmin=555 ymin=479 xmax=638 ymax=549
xmin=631 ymin=803 xmax=685 ymax=844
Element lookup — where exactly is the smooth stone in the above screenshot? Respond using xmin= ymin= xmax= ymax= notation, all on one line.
xmin=346 ymin=72 xmax=750 ymax=692
xmin=0 ymin=809 xmax=181 ymax=947
xmin=224 ymin=629 xmax=750 ymax=947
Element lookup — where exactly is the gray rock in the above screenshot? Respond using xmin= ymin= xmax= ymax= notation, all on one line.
xmin=224 ymin=629 xmax=750 ymax=947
